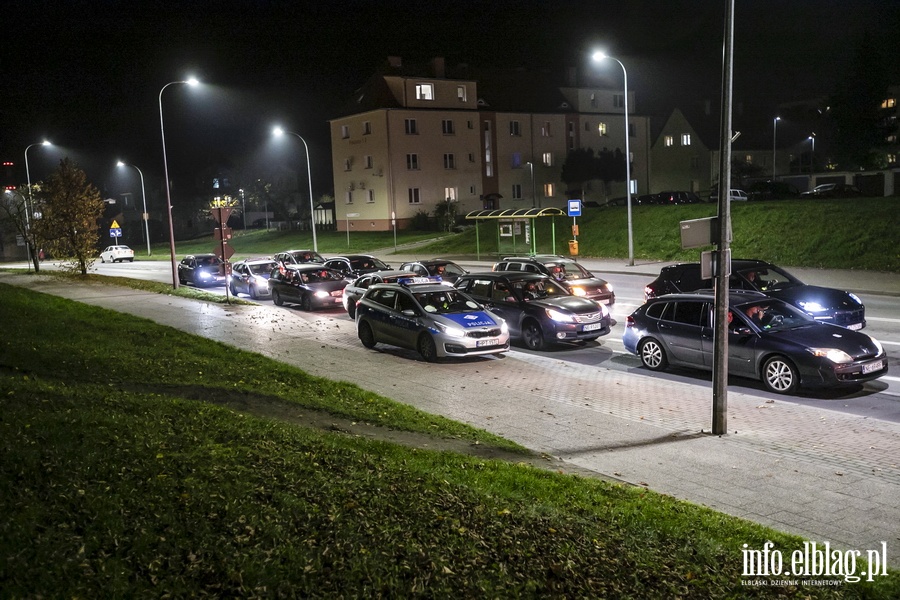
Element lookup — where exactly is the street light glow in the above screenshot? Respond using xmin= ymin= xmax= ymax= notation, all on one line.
xmin=271 ymin=126 xmax=318 ymax=252
xmin=116 ymin=160 xmax=151 ymax=256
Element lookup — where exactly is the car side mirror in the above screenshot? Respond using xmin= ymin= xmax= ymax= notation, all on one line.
xmin=401 ymin=309 xmax=417 ymax=317
xmin=730 ymin=326 xmax=753 ymax=336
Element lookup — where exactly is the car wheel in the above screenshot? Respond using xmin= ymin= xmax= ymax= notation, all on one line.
xmin=522 ymin=320 xmax=545 ymax=351
xmin=178 ymin=273 xmax=186 ymax=285
xmin=300 ymin=294 xmax=312 ymax=311
xmin=128 ymin=258 xmax=134 ymax=263
xmin=762 ymin=356 xmax=799 ymax=394
xmin=101 ymin=257 xmax=106 ymax=263
xmin=249 ymin=284 xmax=258 ymax=300
xmin=272 ymin=289 xmax=284 ymax=307
xmin=347 ymin=301 xmax=356 ymax=320
xmin=638 ymin=338 xmax=668 ymax=371
xmin=417 ymin=333 xmax=438 ymax=362
xmin=358 ymin=321 xmax=376 ymax=349
xmin=230 ymin=281 xmax=239 ymax=297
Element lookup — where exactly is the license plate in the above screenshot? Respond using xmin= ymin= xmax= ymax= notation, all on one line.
xmin=847 ymin=323 xmax=863 ymax=331
xmin=476 ymin=339 xmax=498 ymax=347
xmin=583 ymin=322 xmax=603 ymax=331
xmin=863 ymin=360 xmax=883 ymax=374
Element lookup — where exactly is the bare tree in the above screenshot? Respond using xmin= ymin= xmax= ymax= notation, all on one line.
xmin=0 ymin=188 xmax=42 ymax=271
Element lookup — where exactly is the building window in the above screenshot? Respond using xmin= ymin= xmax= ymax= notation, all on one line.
xmin=365 ymin=155 xmax=373 ymax=169
xmin=745 ymin=154 xmax=753 ymax=164
xmin=543 ymin=183 xmax=554 ymax=198
xmin=598 ymin=122 xmax=608 ymax=136
xmin=541 ymin=122 xmax=551 ymax=137
xmin=443 ymin=153 xmax=456 ymax=169
xmin=345 ymin=191 xmax=353 ymax=204
xmin=512 ymin=183 xmax=522 ymax=200
xmin=363 ymin=121 xmax=372 ymax=135
xmin=468 ymin=153 xmax=475 ymax=162
xmin=584 ymin=122 xmax=591 ymax=132
xmin=405 ymin=119 xmax=418 ymax=134
xmin=406 ymin=154 xmax=419 ymax=170
xmin=690 ymin=156 xmax=700 ymax=169
xmin=509 ymin=120 xmax=521 ymax=136
xmin=887 ymin=153 xmax=897 ymax=164
xmin=457 ymin=85 xmax=467 ymax=102
xmin=542 ymin=152 xmax=552 ymax=167
xmin=415 ymin=83 xmax=434 ymax=100
xmin=484 ymin=121 xmax=493 ymax=177
xmin=681 ymin=133 xmax=691 ymax=146
xmin=590 ymin=94 xmax=599 ymax=109
xmin=467 ymin=120 xmax=474 ymax=129
xmin=511 ymin=152 xmax=522 ymax=168
xmin=882 ymin=98 xmax=897 ymax=109
xmin=444 ymin=187 xmax=457 ymax=201
xmin=665 ymin=135 xmax=674 ymax=147
xmin=367 ymin=189 xmax=375 ymax=203
xmin=442 ymin=119 xmax=455 ymax=135
xmin=613 ymin=94 xmax=625 ymax=108
xmin=341 ymin=125 xmax=349 ymax=139
xmin=470 ymin=185 xmax=476 ymax=194
xmin=408 ymin=188 xmax=420 ymax=204
xmin=344 ymin=158 xmax=352 ymax=171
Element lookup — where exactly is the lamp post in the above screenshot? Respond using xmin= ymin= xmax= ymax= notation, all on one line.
xmin=116 ymin=161 xmax=151 ymax=255
xmin=525 ymin=161 xmax=536 ymax=208
xmin=159 ymin=78 xmax=199 ymax=289
xmin=24 ymin=140 xmax=51 ymax=267
xmin=592 ymin=52 xmax=633 ymax=266
xmin=808 ymin=133 xmax=816 ymax=173
xmin=272 ymin=127 xmax=318 ymax=252
xmin=772 ymin=117 xmax=781 ymax=180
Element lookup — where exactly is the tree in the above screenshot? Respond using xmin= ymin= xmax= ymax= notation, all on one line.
xmin=560 ymin=148 xmax=597 ymax=197
xmin=433 ymin=198 xmax=458 ymax=232
xmin=0 ymin=188 xmax=42 ymax=272
xmin=596 ymin=147 xmax=627 ymax=197
xmin=31 ymin=159 xmax=105 ymax=275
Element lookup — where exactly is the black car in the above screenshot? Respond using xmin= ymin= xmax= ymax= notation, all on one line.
xmin=800 ymin=183 xmax=863 ymax=198
xmin=746 ymin=180 xmax=800 ymax=201
xmin=228 ymin=257 xmax=278 ymax=299
xmin=623 ymin=292 xmax=887 ymax=394
xmin=644 ymin=259 xmax=865 ymax=330
xmin=177 ymin=254 xmax=225 ymax=287
xmin=342 ymin=270 xmax=419 ymax=319
xmin=656 ymin=191 xmax=703 ymax=205
xmin=455 ymin=272 xmax=612 ymax=350
xmin=274 ymin=249 xmax=325 ymax=265
xmin=268 ymin=264 xmax=348 ymax=310
xmin=492 ymin=255 xmax=615 ymax=305
xmin=398 ymin=259 xmax=468 ymax=283
xmin=323 ymin=255 xmax=392 ymax=279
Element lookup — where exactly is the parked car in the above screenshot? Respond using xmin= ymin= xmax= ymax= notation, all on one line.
xmin=99 ymin=245 xmax=134 ymax=263
xmin=398 ymin=259 xmax=468 ymax=283
xmin=228 ymin=257 xmax=278 ymax=299
xmin=623 ymin=291 xmax=887 ymax=394
xmin=268 ymin=264 xmax=348 ymax=310
xmin=746 ymin=180 xmax=800 ymax=201
xmin=323 ymin=255 xmax=392 ymax=279
xmin=656 ymin=191 xmax=704 ymax=205
xmin=356 ymin=277 xmax=509 ymax=361
xmin=342 ymin=270 xmax=420 ymax=319
xmin=708 ymin=188 xmax=748 ymax=202
xmin=492 ymin=255 xmax=615 ymax=304
xmin=177 ymin=254 xmax=225 ymax=287
xmin=643 ymin=259 xmax=866 ymax=330
xmin=274 ymin=249 xmax=325 ymax=265
xmin=455 ymin=272 xmax=611 ymax=351
xmin=800 ymin=183 xmax=863 ymax=198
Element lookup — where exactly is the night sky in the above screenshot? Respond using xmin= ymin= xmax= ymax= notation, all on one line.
xmin=4 ymin=0 xmax=898 ymax=199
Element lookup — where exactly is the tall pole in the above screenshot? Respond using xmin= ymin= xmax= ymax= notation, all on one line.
xmin=24 ymin=141 xmax=50 ymax=269
xmin=159 ymin=78 xmax=198 ymax=289
xmin=118 ymin=162 xmax=151 ymax=256
xmin=712 ymin=0 xmax=736 ymax=436
xmin=273 ymin=128 xmax=318 ymax=252
xmin=526 ymin=161 xmax=536 ymax=208
xmin=772 ymin=117 xmax=780 ymax=180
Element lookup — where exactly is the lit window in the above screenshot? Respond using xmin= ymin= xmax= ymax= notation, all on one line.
xmin=509 ymin=121 xmax=521 ymax=136
xmin=363 ymin=121 xmax=371 ymax=135
xmin=745 ymin=155 xmax=753 ymax=164
xmin=541 ymin=122 xmax=551 ymax=136
xmin=408 ymin=188 xmax=420 ymax=204
xmin=598 ymin=122 xmax=608 ymax=136
xmin=406 ymin=154 xmax=419 ymax=170
xmin=444 ymin=187 xmax=457 ymax=201
xmin=367 ymin=189 xmax=375 ymax=203
xmin=544 ymin=183 xmax=554 ymax=197
xmin=882 ymin=98 xmax=897 ymax=109
xmin=457 ymin=86 xmax=467 ymax=102
xmin=341 ymin=125 xmax=349 ymax=139
xmin=542 ymin=152 xmax=552 ymax=166
xmin=405 ymin=119 xmax=418 ymax=134
xmin=681 ymin=134 xmax=691 ymax=146
xmin=887 ymin=153 xmax=896 ymax=164
xmin=443 ymin=154 xmax=456 ymax=169
xmin=512 ymin=184 xmax=522 ymax=200
xmin=665 ymin=135 xmax=674 ymax=147
xmin=442 ymin=119 xmax=455 ymax=135
xmin=416 ymin=83 xmax=434 ymax=100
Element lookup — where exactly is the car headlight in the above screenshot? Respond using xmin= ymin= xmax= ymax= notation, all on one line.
xmin=198 ymin=271 xmax=212 ymax=280
xmin=500 ymin=320 xmax=509 ymax=334
xmin=434 ymin=321 xmax=466 ymax=338
xmin=604 ymin=283 xmax=614 ymax=293
xmin=570 ymin=287 xmax=587 ymax=297
xmin=314 ymin=290 xmax=330 ymax=298
xmin=798 ymin=300 xmax=826 ymax=314
xmin=545 ymin=308 xmax=575 ymax=323
xmin=253 ymin=276 xmax=268 ymax=285
xmin=808 ymin=348 xmax=853 ymax=364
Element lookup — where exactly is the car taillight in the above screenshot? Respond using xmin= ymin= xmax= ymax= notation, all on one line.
xmin=644 ymin=286 xmax=655 ymax=299
xmin=625 ymin=315 xmax=635 ymax=327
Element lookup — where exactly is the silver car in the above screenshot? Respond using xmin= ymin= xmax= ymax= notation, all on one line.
xmin=355 ymin=278 xmax=510 ymax=361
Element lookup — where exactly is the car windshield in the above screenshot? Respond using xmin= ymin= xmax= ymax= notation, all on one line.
xmin=290 ymin=251 xmax=324 ymax=263
xmin=350 ymin=257 xmax=389 ymax=270
xmin=738 ymin=266 xmax=801 ymax=291
xmin=734 ymin=300 xmax=813 ymax=332
xmin=201 ymin=257 xmax=221 ymax=267
xmin=249 ymin=262 xmax=276 ymax=275
xmin=511 ymin=279 xmax=568 ymax=300
xmin=547 ymin=260 xmax=591 ymax=280
xmin=302 ymin=269 xmax=343 ymax=283
xmin=428 ymin=263 xmax=465 ymax=276
xmin=413 ymin=289 xmax=480 ymax=314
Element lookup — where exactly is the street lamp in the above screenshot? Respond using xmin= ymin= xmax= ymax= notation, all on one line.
xmin=772 ymin=117 xmax=781 ymax=180
xmin=808 ymin=133 xmax=816 ymax=172
xmin=24 ymin=140 xmax=51 ymax=266
xmin=592 ymin=51 xmax=633 ymax=266
xmin=159 ymin=77 xmax=199 ymax=289
xmin=116 ymin=161 xmax=151 ymax=255
xmin=525 ymin=161 xmax=536 ymax=208
xmin=272 ymin=126 xmax=318 ymax=252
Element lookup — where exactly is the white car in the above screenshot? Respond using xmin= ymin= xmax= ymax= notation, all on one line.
xmin=100 ymin=245 xmax=134 ymax=263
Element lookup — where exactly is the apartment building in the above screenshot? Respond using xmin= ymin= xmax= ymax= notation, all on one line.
xmin=330 ymin=57 xmax=651 ymax=231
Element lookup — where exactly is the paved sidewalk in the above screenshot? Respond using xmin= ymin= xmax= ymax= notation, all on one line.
xmin=3 ymin=272 xmax=899 ymax=568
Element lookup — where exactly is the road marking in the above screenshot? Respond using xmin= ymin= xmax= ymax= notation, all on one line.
xmin=882 ymin=376 xmax=900 ymax=383
xmin=878 ymin=340 xmax=900 ymax=346
xmin=867 ymin=316 xmax=900 ymax=324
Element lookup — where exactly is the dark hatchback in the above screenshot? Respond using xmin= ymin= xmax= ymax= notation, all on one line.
xmin=623 ymin=292 xmax=887 ymax=394
xmin=177 ymin=254 xmax=225 ymax=287
xmin=644 ymin=259 xmax=866 ymax=330
xmin=455 ymin=272 xmax=612 ymax=350
xmin=268 ymin=264 xmax=348 ymax=310
xmin=323 ymin=255 xmax=392 ymax=279
xmin=398 ymin=259 xmax=468 ymax=283
xmin=492 ymin=255 xmax=615 ymax=305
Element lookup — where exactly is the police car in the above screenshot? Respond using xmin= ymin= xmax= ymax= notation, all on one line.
xmin=355 ymin=277 xmax=510 ymax=361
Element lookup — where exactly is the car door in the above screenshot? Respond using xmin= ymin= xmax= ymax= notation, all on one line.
xmin=391 ymin=291 xmax=422 ymax=349
xmin=233 ymin=264 xmax=250 ymax=294
xmin=725 ymin=310 xmax=761 ymax=378
xmin=656 ymin=300 xmax=707 ymax=367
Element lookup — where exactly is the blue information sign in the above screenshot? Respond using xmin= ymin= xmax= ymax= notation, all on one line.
xmin=567 ymin=199 xmax=582 ymax=217
xmin=110 ymin=228 xmax=122 ymax=239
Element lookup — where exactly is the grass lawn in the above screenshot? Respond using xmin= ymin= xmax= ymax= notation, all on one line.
xmin=1 ymin=282 xmax=898 ymax=597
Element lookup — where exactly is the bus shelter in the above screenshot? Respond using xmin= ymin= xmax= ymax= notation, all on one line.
xmin=464 ymin=207 xmax=566 ymax=259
